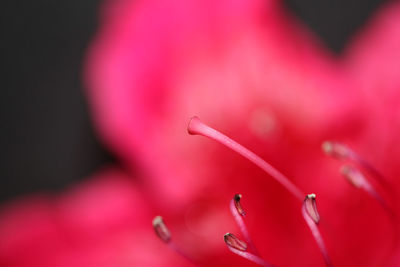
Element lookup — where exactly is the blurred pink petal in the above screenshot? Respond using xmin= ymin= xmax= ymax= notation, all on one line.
xmin=0 ymin=168 xmax=189 ymax=266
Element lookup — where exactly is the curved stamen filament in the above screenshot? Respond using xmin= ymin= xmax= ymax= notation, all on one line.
xmin=341 ymin=165 xmax=395 ymax=219
xmin=302 ymin=195 xmax=332 ymax=267
xmin=322 ymin=141 xmax=391 ymax=193
xmin=224 ymin=233 xmax=274 ymax=267
xmin=153 ymin=216 xmax=198 ymax=266
xmin=188 ymin=116 xmax=304 ymax=201
xmin=323 ymin=142 xmax=398 ymax=259
xmin=230 ymin=194 xmax=260 ymax=255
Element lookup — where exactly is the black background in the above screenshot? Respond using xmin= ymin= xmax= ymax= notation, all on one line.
xmin=0 ymin=0 xmax=386 ymax=203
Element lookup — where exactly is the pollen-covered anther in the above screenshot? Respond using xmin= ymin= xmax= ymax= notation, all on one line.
xmin=234 ymin=194 xmax=246 ymax=216
xmin=322 ymin=141 xmax=351 ymax=159
xmin=153 ymin=216 xmax=171 ymax=243
xmin=304 ymin=194 xmax=320 ymax=224
xmin=341 ymin=165 xmax=364 ymax=188
xmin=224 ymin=233 xmax=248 ymax=251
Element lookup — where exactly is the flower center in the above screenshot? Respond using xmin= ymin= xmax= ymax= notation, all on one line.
xmin=153 ymin=117 xmax=395 ymax=266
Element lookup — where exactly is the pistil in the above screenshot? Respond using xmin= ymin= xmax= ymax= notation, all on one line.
xmin=188 ymin=116 xmax=304 ymax=201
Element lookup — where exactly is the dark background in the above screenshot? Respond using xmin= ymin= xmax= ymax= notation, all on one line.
xmin=0 ymin=0 xmax=386 ymax=203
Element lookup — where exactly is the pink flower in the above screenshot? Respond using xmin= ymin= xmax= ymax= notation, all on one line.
xmin=2 ymin=0 xmax=400 ymax=266
xmin=85 ymin=0 xmax=400 ymax=264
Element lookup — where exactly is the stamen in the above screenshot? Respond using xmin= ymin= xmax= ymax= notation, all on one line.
xmin=152 ymin=216 xmax=197 ymax=265
xmin=224 ymin=233 xmax=248 ymax=251
xmin=351 ymin=155 xmax=392 ymax=194
xmin=304 ymin=194 xmax=320 ymax=224
xmin=302 ymin=195 xmax=332 ymax=267
xmin=324 ymin=143 xmax=398 ymax=254
xmin=188 ymin=116 xmax=304 ymax=201
xmin=322 ymin=141 xmax=391 ymax=193
xmin=153 ymin=216 xmax=171 ymax=243
xmin=230 ymin=194 xmax=259 ymax=255
xmin=341 ymin=165 xmax=392 ymax=216
xmin=341 ymin=165 xmax=363 ymax=188
xmin=234 ymin=194 xmax=246 ymax=216
xmin=322 ymin=141 xmax=351 ymax=159
xmin=224 ymin=233 xmax=273 ymax=267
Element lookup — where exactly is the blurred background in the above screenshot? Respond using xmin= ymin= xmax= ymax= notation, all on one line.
xmin=0 ymin=0 xmax=386 ymax=204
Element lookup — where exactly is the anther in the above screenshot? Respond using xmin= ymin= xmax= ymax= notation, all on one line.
xmin=224 ymin=233 xmax=273 ymax=267
xmin=341 ymin=165 xmax=364 ymax=188
xmin=304 ymin=194 xmax=320 ymax=224
xmin=322 ymin=141 xmax=391 ymax=194
xmin=234 ymin=194 xmax=246 ymax=216
xmin=340 ymin=165 xmax=392 ymax=217
xmin=153 ymin=216 xmax=171 ymax=243
xmin=224 ymin=233 xmax=248 ymax=251
xmin=230 ymin=194 xmax=259 ymax=255
xmin=322 ymin=141 xmax=351 ymax=159
xmin=152 ymin=216 xmax=198 ymax=265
